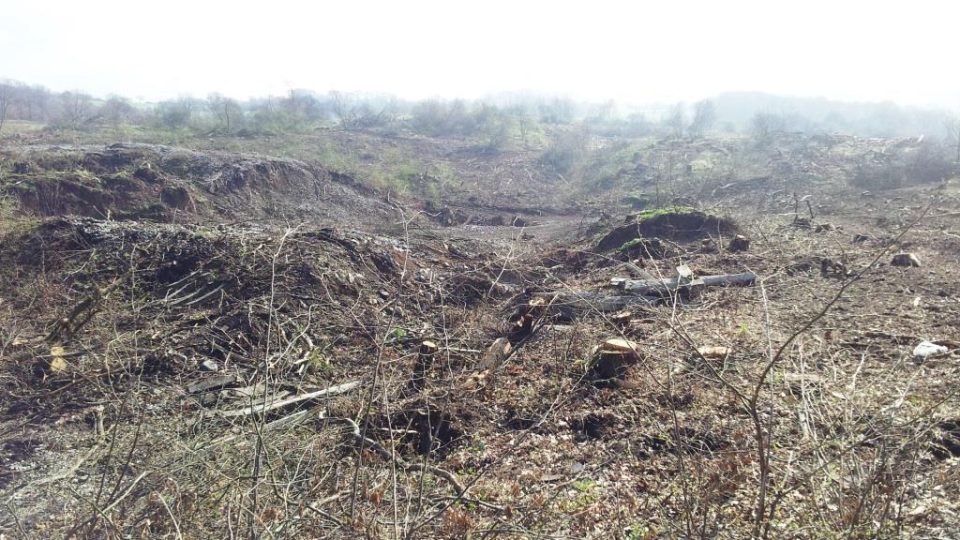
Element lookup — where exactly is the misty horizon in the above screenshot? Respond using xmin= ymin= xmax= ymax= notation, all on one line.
xmin=2 ymin=75 xmax=957 ymax=118
xmin=2 ymin=0 xmax=959 ymax=110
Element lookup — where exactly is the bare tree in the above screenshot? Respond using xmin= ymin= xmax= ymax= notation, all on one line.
xmin=945 ymin=115 xmax=960 ymax=164
xmin=538 ymin=97 xmax=574 ymax=124
xmin=510 ymin=105 xmax=534 ymax=148
xmin=688 ymin=99 xmax=716 ymax=138
xmin=665 ymin=103 xmax=686 ymax=138
xmin=207 ymin=93 xmax=242 ymax=132
xmin=270 ymin=90 xmax=325 ymax=131
xmin=57 ymin=91 xmax=94 ymax=129
xmin=329 ymin=90 xmax=358 ymax=130
xmin=750 ymin=112 xmax=786 ymax=145
xmin=157 ymin=97 xmax=196 ymax=129
xmin=101 ymin=95 xmax=137 ymax=131
xmin=20 ymin=84 xmax=50 ymax=122
xmin=0 ymin=82 xmax=12 ymax=134
xmin=540 ymin=125 xmax=588 ymax=174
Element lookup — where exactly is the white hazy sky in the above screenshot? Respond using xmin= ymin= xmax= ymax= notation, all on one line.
xmin=1 ymin=0 xmax=958 ymax=108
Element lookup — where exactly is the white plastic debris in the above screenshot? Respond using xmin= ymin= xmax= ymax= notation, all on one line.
xmin=913 ymin=341 xmax=948 ymax=359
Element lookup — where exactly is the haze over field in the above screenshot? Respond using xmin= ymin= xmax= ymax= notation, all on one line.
xmin=2 ymin=0 xmax=959 ymax=109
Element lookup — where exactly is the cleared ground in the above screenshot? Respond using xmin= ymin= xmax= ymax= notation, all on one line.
xmin=1 ymin=129 xmax=959 ymax=538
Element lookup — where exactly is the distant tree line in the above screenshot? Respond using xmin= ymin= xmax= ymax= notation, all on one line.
xmin=0 ymin=78 xmax=719 ymax=143
xmin=1 ymin=79 xmax=958 ymax=164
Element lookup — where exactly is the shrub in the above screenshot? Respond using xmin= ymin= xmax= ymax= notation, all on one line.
xmin=852 ymin=139 xmax=954 ymax=189
xmin=540 ymin=128 xmax=588 ymax=174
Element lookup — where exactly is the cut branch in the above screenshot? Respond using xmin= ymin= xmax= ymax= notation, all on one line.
xmin=218 ymin=380 xmax=361 ymax=418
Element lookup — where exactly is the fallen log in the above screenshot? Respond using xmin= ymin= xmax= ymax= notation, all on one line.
xmin=617 ymin=271 xmax=756 ymax=295
xmin=529 ymin=271 xmax=757 ymax=319
xmin=218 ymin=380 xmax=361 ymax=418
xmin=527 ymin=292 xmax=656 ymax=319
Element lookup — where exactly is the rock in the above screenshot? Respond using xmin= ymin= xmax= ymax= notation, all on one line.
xmin=913 ymin=341 xmax=948 ymax=359
xmin=728 ymin=235 xmax=750 ymax=253
xmin=199 ymin=359 xmax=219 ymax=372
xmin=891 ymin=253 xmax=921 ymax=267
xmin=696 ymin=346 xmax=731 ymax=359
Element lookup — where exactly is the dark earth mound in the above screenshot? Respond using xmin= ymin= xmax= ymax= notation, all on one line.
xmin=595 ymin=208 xmax=738 ymax=251
xmin=1 ymin=143 xmax=395 ymax=225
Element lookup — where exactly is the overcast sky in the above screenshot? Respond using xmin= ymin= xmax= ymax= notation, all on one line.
xmin=1 ymin=0 xmax=958 ymax=108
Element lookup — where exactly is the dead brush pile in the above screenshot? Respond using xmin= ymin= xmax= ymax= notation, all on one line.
xmin=0 ymin=216 xmax=523 ymax=537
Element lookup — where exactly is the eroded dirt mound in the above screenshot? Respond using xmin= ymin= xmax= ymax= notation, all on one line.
xmin=596 ymin=208 xmax=738 ymax=251
xmin=0 ymin=144 xmax=394 ymax=225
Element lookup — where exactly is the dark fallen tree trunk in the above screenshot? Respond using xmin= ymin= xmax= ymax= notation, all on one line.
xmin=529 ymin=272 xmax=757 ymax=319
xmin=528 ymin=292 xmax=653 ymax=319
